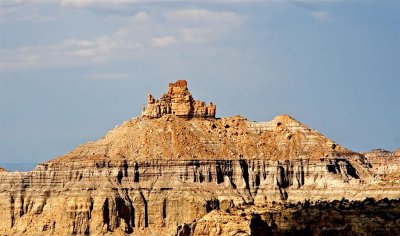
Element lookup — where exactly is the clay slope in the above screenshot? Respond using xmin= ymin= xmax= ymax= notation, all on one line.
xmin=0 ymin=114 xmax=397 ymax=235
xmin=47 ymin=114 xmax=353 ymax=165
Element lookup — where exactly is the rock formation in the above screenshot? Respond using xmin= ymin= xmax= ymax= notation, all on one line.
xmin=362 ymin=149 xmax=400 ymax=181
xmin=142 ymin=80 xmax=216 ymax=118
xmin=183 ymin=198 xmax=400 ymax=235
xmin=0 ymin=80 xmax=399 ymax=235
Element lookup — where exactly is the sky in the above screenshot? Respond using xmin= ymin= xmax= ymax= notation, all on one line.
xmin=0 ymin=0 xmax=399 ymax=168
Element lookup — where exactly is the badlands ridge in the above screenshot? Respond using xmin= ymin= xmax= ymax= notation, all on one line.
xmin=0 ymin=80 xmax=399 ymax=235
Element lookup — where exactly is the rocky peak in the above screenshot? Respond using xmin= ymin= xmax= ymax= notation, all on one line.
xmin=362 ymin=149 xmax=400 ymax=159
xmin=1 ymin=80 xmax=399 ymax=236
xmin=142 ymin=80 xmax=216 ymax=118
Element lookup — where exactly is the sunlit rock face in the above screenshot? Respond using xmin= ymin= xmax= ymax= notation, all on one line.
xmin=362 ymin=149 xmax=400 ymax=180
xmin=0 ymin=81 xmax=399 ymax=235
xmin=142 ymin=80 xmax=216 ymax=118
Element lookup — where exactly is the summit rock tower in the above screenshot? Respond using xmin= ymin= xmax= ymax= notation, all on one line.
xmin=142 ymin=80 xmax=216 ymax=118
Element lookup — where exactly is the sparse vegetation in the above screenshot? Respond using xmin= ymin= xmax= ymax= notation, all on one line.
xmin=249 ymin=198 xmax=400 ymax=235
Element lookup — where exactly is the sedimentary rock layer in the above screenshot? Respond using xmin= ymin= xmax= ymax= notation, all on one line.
xmin=0 ymin=81 xmax=398 ymax=235
xmin=1 ymin=158 xmax=398 ymax=235
xmin=142 ymin=80 xmax=216 ymax=118
xmin=362 ymin=149 xmax=400 ymax=180
xmin=48 ymin=114 xmax=354 ymax=163
xmin=1 ymin=115 xmax=399 ymax=235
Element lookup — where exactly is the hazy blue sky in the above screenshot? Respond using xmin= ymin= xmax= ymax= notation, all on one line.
xmin=1 ymin=0 xmax=399 ymax=166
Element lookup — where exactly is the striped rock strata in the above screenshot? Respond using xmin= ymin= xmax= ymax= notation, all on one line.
xmin=0 ymin=81 xmax=398 ymax=235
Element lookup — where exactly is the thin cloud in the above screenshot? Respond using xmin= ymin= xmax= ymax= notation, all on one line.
xmin=0 ymin=37 xmax=120 ymax=70
xmin=0 ymin=0 xmax=57 ymax=24
xmin=310 ymin=10 xmax=330 ymax=22
xmin=64 ymin=37 xmax=117 ymax=60
xmin=151 ymin=36 xmax=177 ymax=47
xmin=167 ymin=9 xmax=244 ymax=26
xmin=86 ymin=72 xmax=132 ymax=80
xmin=59 ymin=0 xmax=263 ymax=8
xmin=131 ymin=11 xmax=150 ymax=21
xmin=59 ymin=0 xmax=141 ymax=8
xmin=0 ymin=0 xmax=52 ymax=8
xmin=287 ymin=0 xmax=334 ymax=22
xmin=180 ymin=28 xmax=212 ymax=43
xmin=0 ymin=8 xmax=244 ymax=70
xmin=169 ymin=8 xmax=245 ymax=43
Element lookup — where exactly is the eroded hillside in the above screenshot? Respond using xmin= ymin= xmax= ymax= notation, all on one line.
xmin=0 ymin=81 xmax=398 ymax=235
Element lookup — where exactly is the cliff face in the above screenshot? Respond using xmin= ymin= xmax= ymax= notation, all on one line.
xmin=362 ymin=149 xmax=400 ymax=180
xmin=0 ymin=81 xmax=398 ymax=235
xmin=142 ymin=80 xmax=216 ymax=118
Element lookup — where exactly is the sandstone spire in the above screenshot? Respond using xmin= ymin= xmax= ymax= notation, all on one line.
xmin=142 ymin=80 xmax=216 ymax=118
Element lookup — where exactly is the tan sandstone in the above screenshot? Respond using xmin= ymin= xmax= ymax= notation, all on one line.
xmin=0 ymin=80 xmax=398 ymax=235
xmin=142 ymin=80 xmax=216 ymax=118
